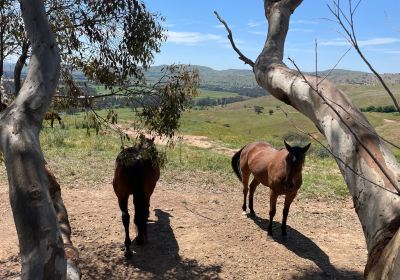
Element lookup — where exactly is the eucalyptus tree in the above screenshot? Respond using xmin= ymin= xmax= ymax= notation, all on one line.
xmin=0 ymin=1 xmax=198 ymax=279
xmin=217 ymin=0 xmax=400 ymax=278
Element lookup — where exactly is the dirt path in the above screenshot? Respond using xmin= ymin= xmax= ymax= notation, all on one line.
xmin=119 ymin=125 xmax=237 ymax=156
xmin=0 ymin=173 xmax=366 ymax=279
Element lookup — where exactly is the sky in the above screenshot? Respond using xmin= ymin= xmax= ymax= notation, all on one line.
xmin=145 ymin=0 xmax=400 ymax=73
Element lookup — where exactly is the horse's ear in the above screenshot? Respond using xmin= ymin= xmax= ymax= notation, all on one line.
xmin=302 ymin=143 xmax=311 ymax=153
xmin=284 ymin=140 xmax=292 ymax=151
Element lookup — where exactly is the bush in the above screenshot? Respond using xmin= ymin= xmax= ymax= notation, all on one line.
xmin=282 ymin=132 xmax=310 ymax=146
xmin=310 ymin=146 xmax=332 ymax=158
xmin=360 ymin=105 xmax=396 ymax=113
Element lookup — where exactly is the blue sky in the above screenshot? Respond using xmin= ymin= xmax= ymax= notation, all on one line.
xmin=146 ymin=0 xmax=400 ymax=73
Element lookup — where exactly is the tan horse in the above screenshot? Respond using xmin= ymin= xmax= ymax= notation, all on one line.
xmin=231 ymin=140 xmax=310 ymax=237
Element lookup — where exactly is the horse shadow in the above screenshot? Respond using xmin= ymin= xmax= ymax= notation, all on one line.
xmin=127 ymin=209 xmax=222 ymax=278
xmin=79 ymin=209 xmax=221 ymax=279
xmin=126 ymin=209 xmax=180 ymax=273
xmin=249 ymin=215 xmax=363 ymax=280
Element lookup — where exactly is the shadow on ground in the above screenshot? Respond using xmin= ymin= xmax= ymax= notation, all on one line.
xmin=250 ymin=215 xmax=363 ymax=280
xmin=79 ymin=209 xmax=222 ymax=279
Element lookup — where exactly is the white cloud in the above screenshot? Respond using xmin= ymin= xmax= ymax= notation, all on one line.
xmin=249 ymin=30 xmax=266 ymax=36
xmin=320 ymin=37 xmax=400 ymax=46
xmin=248 ymin=20 xmax=265 ymax=28
xmin=289 ymin=28 xmax=314 ymax=33
xmin=291 ymin=19 xmax=318 ymax=25
xmin=358 ymin=38 xmax=400 ymax=46
xmin=164 ymin=23 xmax=175 ymax=28
xmin=166 ymin=31 xmax=226 ymax=45
xmin=385 ymin=50 xmax=400 ymax=54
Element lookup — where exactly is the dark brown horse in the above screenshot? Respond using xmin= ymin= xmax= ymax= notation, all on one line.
xmin=113 ymin=137 xmax=160 ymax=258
xmin=45 ymin=111 xmax=63 ymax=128
xmin=231 ymin=140 xmax=310 ymax=237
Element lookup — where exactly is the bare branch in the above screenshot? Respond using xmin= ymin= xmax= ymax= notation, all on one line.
xmin=213 ymin=11 xmax=254 ymax=67
xmin=318 ymin=45 xmax=352 ymax=85
xmin=328 ymin=0 xmax=400 ymax=112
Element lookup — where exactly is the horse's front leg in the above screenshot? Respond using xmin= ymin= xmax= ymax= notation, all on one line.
xmin=268 ymin=190 xmax=278 ymax=236
xmin=281 ymin=191 xmax=297 ymax=236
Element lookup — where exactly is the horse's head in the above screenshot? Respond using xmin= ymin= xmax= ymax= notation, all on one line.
xmin=284 ymin=140 xmax=311 ymax=191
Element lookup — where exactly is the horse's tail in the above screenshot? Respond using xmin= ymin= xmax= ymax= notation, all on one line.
xmin=231 ymin=147 xmax=244 ymax=181
xmin=131 ymin=163 xmax=149 ymax=244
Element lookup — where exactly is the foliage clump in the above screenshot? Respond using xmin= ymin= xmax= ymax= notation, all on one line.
xmin=138 ymin=65 xmax=200 ymax=139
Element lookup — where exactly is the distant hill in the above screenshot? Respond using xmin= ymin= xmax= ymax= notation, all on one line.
xmin=146 ymin=66 xmax=400 ymax=98
xmin=145 ymin=65 xmax=266 ymax=98
xmin=312 ymin=69 xmax=400 ymax=85
xmin=4 ymin=62 xmax=400 ymax=97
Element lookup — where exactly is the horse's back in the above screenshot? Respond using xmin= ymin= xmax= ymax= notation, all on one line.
xmin=242 ymin=141 xmax=278 ymax=166
xmin=113 ymin=147 xmax=160 ymax=197
xmin=241 ymin=141 xmax=287 ymax=186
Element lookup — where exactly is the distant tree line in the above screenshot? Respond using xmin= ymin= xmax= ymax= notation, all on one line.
xmin=193 ymin=96 xmax=245 ymax=107
xmin=201 ymin=85 xmax=267 ymax=98
xmin=360 ymin=105 xmax=398 ymax=113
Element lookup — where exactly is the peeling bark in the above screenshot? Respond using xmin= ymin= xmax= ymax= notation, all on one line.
xmin=46 ymin=165 xmax=81 ymax=280
xmin=0 ymin=0 xmax=66 ymax=278
xmin=251 ymin=0 xmax=400 ymax=278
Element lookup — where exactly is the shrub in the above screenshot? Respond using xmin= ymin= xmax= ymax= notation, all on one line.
xmin=282 ymin=132 xmax=310 ymax=146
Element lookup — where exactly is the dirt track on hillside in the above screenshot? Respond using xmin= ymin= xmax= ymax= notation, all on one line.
xmin=0 ymin=170 xmax=367 ymax=279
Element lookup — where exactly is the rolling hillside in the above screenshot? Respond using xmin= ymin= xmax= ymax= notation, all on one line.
xmin=145 ymin=65 xmax=400 ymax=99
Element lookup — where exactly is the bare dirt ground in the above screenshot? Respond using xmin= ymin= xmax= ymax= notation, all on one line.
xmin=0 ymin=171 xmax=367 ymax=280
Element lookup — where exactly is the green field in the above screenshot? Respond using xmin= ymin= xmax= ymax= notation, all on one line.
xmin=339 ymin=84 xmax=400 ymax=108
xmin=195 ymin=89 xmax=241 ymax=100
xmin=2 ymin=84 xmax=399 ymax=200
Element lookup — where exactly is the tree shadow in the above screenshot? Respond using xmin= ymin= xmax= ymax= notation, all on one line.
xmin=290 ymin=269 xmax=363 ymax=280
xmin=79 ymin=209 xmax=222 ymax=279
xmin=249 ymin=215 xmax=363 ymax=280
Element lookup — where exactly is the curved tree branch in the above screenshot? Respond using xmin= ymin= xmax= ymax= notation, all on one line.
xmin=213 ymin=11 xmax=254 ymax=67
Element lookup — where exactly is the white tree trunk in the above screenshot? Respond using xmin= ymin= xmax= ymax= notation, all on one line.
xmin=253 ymin=0 xmax=400 ymax=278
xmin=0 ymin=0 xmax=66 ymax=278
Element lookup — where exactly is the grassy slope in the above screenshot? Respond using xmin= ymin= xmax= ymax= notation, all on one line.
xmin=195 ymin=89 xmax=241 ymax=100
xmin=1 ymin=84 xmax=398 ymax=200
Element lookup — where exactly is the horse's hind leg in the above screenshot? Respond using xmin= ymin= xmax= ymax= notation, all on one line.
xmin=118 ymin=196 xmax=132 ymax=258
xmin=241 ymin=171 xmax=250 ymax=214
xmin=281 ymin=191 xmax=297 ymax=237
xmin=267 ymin=190 xmax=278 ymax=236
xmin=248 ymin=178 xmax=260 ymax=217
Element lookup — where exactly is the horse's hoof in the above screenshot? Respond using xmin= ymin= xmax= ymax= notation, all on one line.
xmin=267 ymin=235 xmax=274 ymax=241
xmin=242 ymin=211 xmax=247 ymax=215
xmin=249 ymin=211 xmax=256 ymax=218
xmin=124 ymin=250 xmax=134 ymax=259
